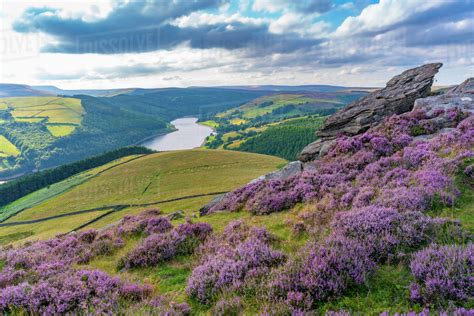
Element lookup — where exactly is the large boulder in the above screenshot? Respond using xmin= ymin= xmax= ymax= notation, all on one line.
xmin=413 ymin=77 xmax=474 ymax=115
xmin=299 ymin=63 xmax=442 ymax=162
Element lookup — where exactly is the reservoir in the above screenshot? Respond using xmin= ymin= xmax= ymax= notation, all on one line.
xmin=140 ymin=117 xmax=213 ymax=151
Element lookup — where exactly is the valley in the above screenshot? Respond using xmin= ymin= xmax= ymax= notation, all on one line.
xmin=0 ymin=64 xmax=472 ymax=315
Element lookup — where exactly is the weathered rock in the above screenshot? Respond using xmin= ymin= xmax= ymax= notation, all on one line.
xmin=167 ymin=210 xmax=185 ymax=220
xmin=258 ymin=161 xmax=303 ymax=181
xmin=199 ymin=193 xmax=227 ymax=216
xmin=414 ymin=77 xmax=474 ymax=115
xmin=299 ymin=63 xmax=442 ymax=162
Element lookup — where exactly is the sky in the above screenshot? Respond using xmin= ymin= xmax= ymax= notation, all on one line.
xmin=0 ymin=0 xmax=472 ymax=89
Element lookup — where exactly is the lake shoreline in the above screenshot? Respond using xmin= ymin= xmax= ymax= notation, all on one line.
xmin=140 ymin=117 xmax=213 ymax=151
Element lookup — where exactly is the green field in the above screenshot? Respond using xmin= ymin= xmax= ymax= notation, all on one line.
xmin=46 ymin=124 xmax=77 ymax=137
xmin=0 ymin=149 xmax=285 ymax=243
xmin=2 ymin=96 xmax=84 ymax=135
xmin=0 ymin=135 xmax=20 ymax=157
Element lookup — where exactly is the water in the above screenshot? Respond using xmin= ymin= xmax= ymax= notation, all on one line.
xmin=140 ymin=117 xmax=213 ymax=151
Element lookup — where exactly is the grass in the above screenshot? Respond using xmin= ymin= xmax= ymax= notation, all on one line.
xmin=431 ymin=159 xmax=474 ymax=234
xmin=199 ymin=120 xmax=219 ymax=128
xmin=229 ymin=118 xmax=246 ymax=125
xmin=319 ymin=265 xmax=417 ymax=314
xmin=1 ymin=96 xmax=84 ymax=136
xmin=0 ymin=149 xmax=285 ymax=241
xmin=0 ymin=210 xmax=106 ymax=243
xmin=0 ymin=155 xmax=141 ymax=222
xmin=0 ymin=135 xmax=20 ymax=157
xmin=46 ymin=124 xmax=77 ymax=137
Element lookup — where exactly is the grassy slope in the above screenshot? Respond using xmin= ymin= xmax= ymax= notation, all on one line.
xmin=0 ymin=153 xmax=470 ymax=314
xmin=87 ymin=162 xmax=473 ymax=315
xmin=0 ymin=155 xmax=142 ymax=222
xmin=3 ymin=96 xmax=84 ymax=135
xmin=0 ymin=149 xmax=285 ymax=243
xmin=0 ymin=135 xmax=20 ymax=157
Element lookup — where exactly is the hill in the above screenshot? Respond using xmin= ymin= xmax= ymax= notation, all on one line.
xmin=202 ymin=91 xmax=365 ymax=151
xmin=0 ymin=89 xmax=264 ymax=178
xmin=0 ymin=149 xmax=286 ymax=243
xmin=0 ymin=84 xmax=54 ymax=97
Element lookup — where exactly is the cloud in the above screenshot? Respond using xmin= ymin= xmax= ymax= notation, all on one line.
xmin=335 ymin=0 xmax=473 ymax=39
xmin=252 ymin=0 xmax=333 ymax=14
xmin=12 ymin=0 xmax=321 ymax=54
xmin=163 ymin=75 xmax=183 ymax=81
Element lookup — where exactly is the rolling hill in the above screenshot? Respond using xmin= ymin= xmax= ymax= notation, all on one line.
xmin=0 ymin=89 xmax=265 ymax=178
xmin=202 ymin=91 xmax=366 ymax=152
xmin=0 ymin=149 xmax=286 ymax=243
xmin=0 ymin=84 xmax=54 ymax=97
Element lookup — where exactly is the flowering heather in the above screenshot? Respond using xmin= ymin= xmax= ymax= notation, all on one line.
xmin=409 ymin=243 xmax=473 ymax=305
xmin=269 ymin=237 xmax=375 ymax=309
xmin=212 ymin=297 xmax=243 ymax=316
xmin=209 ymin=110 xmax=473 ymax=216
xmin=0 ymin=210 xmax=169 ymax=314
xmin=121 ymin=221 xmax=212 ymax=269
xmin=331 ymin=206 xmax=460 ymax=262
xmin=186 ymin=221 xmax=284 ymax=304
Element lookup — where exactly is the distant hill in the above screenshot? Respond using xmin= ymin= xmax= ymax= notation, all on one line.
xmin=214 ymin=85 xmax=348 ymax=92
xmin=1 ymin=84 xmax=359 ymax=98
xmin=0 ymin=84 xmax=54 ymax=97
xmin=32 ymin=85 xmax=134 ymax=97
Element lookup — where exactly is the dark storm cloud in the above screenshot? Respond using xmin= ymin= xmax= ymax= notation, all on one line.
xmin=13 ymin=0 xmax=227 ymax=34
xmin=12 ymin=0 xmax=320 ymax=55
xmin=33 ymin=22 xmax=320 ymax=54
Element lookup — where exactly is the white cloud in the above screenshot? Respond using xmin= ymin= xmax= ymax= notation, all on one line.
xmin=252 ymin=0 xmax=288 ymax=13
xmin=269 ymin=12 xmax=330 ymax=38
xmin=172 ymin=12 xmax=267 ymax=28
xmin=334 ymin=0 xmax=446 ymax=37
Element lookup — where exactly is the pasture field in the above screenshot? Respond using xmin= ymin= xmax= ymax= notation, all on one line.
xmin=198 ymin=120 xmax=219 ymax=128
xmin=0 ymin=135 xmax=20 ymax=157
xmin=1 ymin=96 xmax=84 ymax=136
xmin=0 ymin=149 xmax=285 ymax=243
xmin=0 ymin=155 xmax=142 ymax=222
xmin=46 ymin=125 xmax=76 ymax=137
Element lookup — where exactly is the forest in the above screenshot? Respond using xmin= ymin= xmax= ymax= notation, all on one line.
xmin=234 ymin=116 xmax=325 ymax=160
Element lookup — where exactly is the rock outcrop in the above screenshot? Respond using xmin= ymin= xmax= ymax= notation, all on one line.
xmin=299 ymin=63 xmax=442 ymax=162
xmin=414 ymin=77 xmax=473 ymax=115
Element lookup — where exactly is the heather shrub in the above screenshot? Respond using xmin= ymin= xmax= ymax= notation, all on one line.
xmin=186 ymin=221 xmax=284 ymax=304
xmin=120 ymin=282 xmax=153 ymax=301
xmin=330 ymin=207 xmax=455 ymax=262
xmin=212 ymin=296 xmax=243 ymax=316
xmin=409 ymin=243 xmax=473 ymax=305
xmin=137 ymin=297 xmax=191 ymax=315
xmin=0 ymin=210 xmax=166 ymax=314
xmin=0 ymin=269 xmax=153 ymax=314
xmin=211 ymin=110 xmax=472 ymax=216
xmin=121 ymin=221 xmax=212 ymax=269
xmin=269 ymin=237 xmax=375 ymax=309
